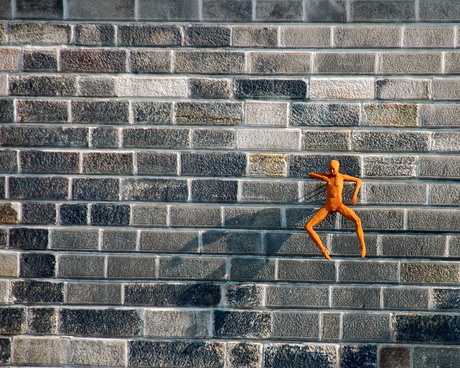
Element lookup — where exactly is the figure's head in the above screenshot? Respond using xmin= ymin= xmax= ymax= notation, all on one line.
xmin=329 ymin=160 xmax=340 ymax=176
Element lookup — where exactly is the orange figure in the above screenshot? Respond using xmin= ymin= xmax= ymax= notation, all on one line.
xmin=304 ymin=160 xmax=366 ymax=260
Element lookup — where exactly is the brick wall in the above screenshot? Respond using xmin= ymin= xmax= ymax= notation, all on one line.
xmin=1 ymin=1 xmax=460 ymax=367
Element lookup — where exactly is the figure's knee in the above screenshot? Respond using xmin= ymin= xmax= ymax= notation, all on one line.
xmin=354 ymin=216 xmax=362 ymax=227
xmin=304 ymin=222 xmax=314 ymax=233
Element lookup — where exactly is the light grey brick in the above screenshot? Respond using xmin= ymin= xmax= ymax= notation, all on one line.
xmin=246 ymin=102 xmax=288 ymax=127
xmin=380 ymin=52 xmax=442 ymax=74
xmin=401 ymin=262 xmax=460 ymax=285
xmin=230 ymin=257 xmax=276 ymax=281
xmin=310 ymin=78 xmax=373 ymax=100
xmin=0 ymin=75 xmax=7 ymax=95
xmin=342 ymin=313 xmax=391 ymax=342
xmin=144 ymin=309 xmax=211 ymax=338
xmin=450 ymin=236 xmax=460 ymax=258
xmin=334 ymin=26 xmax=400 ymax=48
xmin=282 ymin=26 xmax=331 ymax=48
xmin=278 ymin=260 xmax=336 ymax=282
xmin=66 ymin=282 xmax=122 ymax=305
xmin=352 ymin=131 xmax=429 ymax=152
xmin=273 ymin=312 xmax=319 ymax=339
xmin=383 ymin=287 xmax=430 ymax=310
xmin=404 ymin=26 xmax=454 ymax=48
xmin=102 ymin=230 xmax=137 ymax=252
xmin=420 ymin=0 xmax=460 ymax=21
xmin=58 ymin=255 xmax=105 ymax=279
xmin=174 ymin=50 xmax=245 ymax=74
xmin=266 ymin=285 xmax=329 ymax=308
xmin=433 ymin=78 xmax=460 ymax=100
xmin=132 ymin=205 xmax=168 ymax=227
xmin=140 ymin=230 xmax=199 ymax=253
xmin=0 ymin=48 xmax=20 ymax=71
xmin=170 ymin=206 xmax=222 ymax=228
xmin=51 ymin=229 xmax=98 ymax=251
xmin=445 ymin=52 xmax=460 ymax=74
xmin=237 ymin=129 xmax=300 ymax=151
xmin=116 ymin=76 xmax=186 ymax=98
xmin=407 ymin=209 xmax=460 ymax=232
xmin=432 ymin=184 xmax=460 ymax=206
xmin=377 ymin=78 xmax=431 ymax=100
xmin=420 ymin=156 xmax=460 ymax=178
xmin=107 ymin=255 xmax=157 ymax=279
xmin=363 ymin=156 xmax=417 ymax=178
xmin=159 ymin=256 xmax=226 ymax=280
xmin=233 ymin=26 xmax=278 ymax=47
xmin=381 ymin=235 xmax=446 ymax=258
xmin=420 ymin=104 xmax=460 ymax=127
xmin=431 ymin=132 xmax=460 ymax=152
xmin=69 ymin=339 xmax=126 ymax=367
xmin=240 ymin=180 xmax=299 ymax=204
xmin=316 ymin=52 xmax=375 ymax=74
xmin=363 ymin=103 xmax=418 ymax=127
xmin=12 ymin=337 xmax=68 ymax=366
xmin=0 ymin=252 xmax=19 ymax=277
xmin=332 ymin=286 xmax=381 ymax=309
xmin=202 ymin=230 xmax=262 ymax=254
xmin=339 ymin=261 xmax=399 ymax=284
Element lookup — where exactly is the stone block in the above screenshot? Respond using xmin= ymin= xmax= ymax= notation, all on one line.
xmin=407 ymin=209 xmax=460 ymax=232
xmin=233 ymin=26 xmax=278 ymax=47
xmin=290 ymin=154 xmax=361 ymax=177
xmin=0 ymin=151 xmax=17 ymax=173
xmin=422 ymin=155 xmax=460 ymax=178
xmin=72 ymin=100 xmax=129 ymax=124
xmin=175 ymin=101 xmax=243 ymax=126
xmin=433 ymin=78 xmax=460 ymax=100
xmin=131 ymin=102 xmax=173 ymax=125
xmin=108 ymin=255 xmax=157 ymax=279
xmin=20 ymin=253 xmax=55 ymax=278
xmin=353 ymin=131 xmax=429 ymax=152
xmin=138 ymin=0 xmax=199 ymax=20
xmin=237 ymin=128 xmax=300 ymax=151
xmin=189 ymin=78 xmax=231 ymax=99
xmin=9 ymin=75 xmax=76 ymax=96
xmin=282 ymin=26 xmax=330 ymax=47
xmin=66 ymin=282 xmax=122 ymax=305
xmin=363 ymin=103 xmax=418 ymax=127
xmin=227 ymin=342 xmax=262 ymax=368
xmin=144 ymin=309 xmax=211 ymax=338
xmin=16 ymin=99 xmax=69 ymax=123
xmin=124 ymin=282 xmax=221 ymax=307
xmin=73 ymin=178 xmax=119 ymax=201
xmin=404 ymin=26 xmax=454 ymax=48
xmin=137 ymin=152 xmax=178 ymax=176
xmin=123 ymin=127 xmax=189 ymax=148
xmin=343 ymin=314 xmax=391 ymax=342
xmin=246 ymin=101 xmax=288 ymax=127
xmin=1 ymin=126 xmax=87 ymax=147
xmin=0 ymin=308 xmax=25 ymax=334
xmin=291 ymin=103 xmax=360 ymax=127
xmin=78 ymin=76 xmax=116 ymax=97
xmin=445 ymin=52 xmax=460 ymax=74
xmin=0 ymin=253 xmax=18 ymax=277
xmin=191 ymin=179 xmax=238 ymax=203
xmin=202 ymin=230 xmax=261 ymax=255
xmin=432 ymin=183 xmax=460 ymax=205
xmin=339 ymin=261 xmax=399 ymax=284
xmin=22 ymin=48 xmax=58 ymax=71
xmin=130 ymin=49 xmax=171 ymax=74
xmin=316 ymin=52 xmax=375 ymax=74
xmin=224 ymin=284 xmax=264 ymax=308
xmin=132 ymin=205 xmax=168 ymax=228
xmin=159 ymin=256 xmax=226 ymax=280
xmin=334 ymin=26 xmax=400 ymax=48
xmin=340 ymin=344 xmax=378 ymax=368
xmin=60 ymin=309 xmax=141 ymax=337
xmin=302 ymin=130 xmax=350 ymax=152
xmin=236 ymin=78 xmax=307 ymax=100
xmin=20 ymin=150 xmax=79 ymax=174
xmin=102 ymin=230 xmax=137 ymax=252
xmin=174 ymin=50 xmax=245 ymax=74
xmin=59 ymin=204 xmax=87 ymax=225
xmin=310 ymin=78 xmax=373 ymax=100
xmin=9 ymin=228 xmax=48 ymax=250
xmin=181 ymin=152 xmax=246 ymax=177
xmin=420 ymin=104 xmax=460 ymax=127
xmin=28 ymin=308 xmax=57 ymax=334
xmin=116 ymin=76 xmax=187 ymax=98
xmin=420 ymin=0 xmax=460 ymax=20
xmin=381 ymin=235 xmax=446 ymax=257
xmin=0 ymin=99 xmax=13 ymax=123
xmin=265 ymin=232 xmax=324 ymax=256
xmin=230 ymin=257 xmax=276 ymax=281
xmin=90 ymin=203 xmax=130 ymax=226
xmin=278 ymin=259 xmax=336 ymax=282
xmin=140 ymin=230 xmax=198 ymax=253
xmin=67 ymin=0 xmax=135 ymax=19
xmin=264 ymin=344 xmax=337 ymax=368
xmin=203 ymin=0 xmax=252 ymax=21
xmin=273 ymin=312 xmax=319 ymax=339
xmin=69 ymin=339 xmax=126 ymax=367
xmin=12 ymin=280 xmax=63 ymax=303
xmin=332 ymin=286 xmax=381 ymax=309
xmin=250 ymin=52 xmax=312 ymax=74
xmin=0 ymin=48 xmax=19 ymax=71
xmin=401 ymin=262 xmax=460 ymax=285
xmin=256 ymin=0 xmax=302 ymax=21
xmin=170 ymin=206 xmax=222 ymax=228
xmin=123 ymin=178 xmax=188 ymax=202
xmin=380 ymin=52 xmax=442 ymax=74
xmin=83 ymin=152 xmax=133 ymax=175
xmin=413 ymin=347 xmax=460 ymax=368
xmin=74 ymin=24 xmax=115 ymax=46
xmin=0 ymin=202 xmax=19 ymax=225
xmin=12 ymin=337 xmax=68 ymax=366
xmin=185 ymin=25 xmax=231 ymax=47
xmin=431 ymin=132 xmax=460 ymax=153
xmin=58 ymin=255 xmax=105 ymax=279
xmin=249 ymin=153 xmax=287 ymax=177
xmin=9 ymin=23 xmax=70 ymax=44
xmin=266 ymin=285 xmax=329 ymax=308
xmin=214 ymin=310 xmax=271 ymax=339
xmin=431 ymin=288 xmax=460 ymax=310
xmin=240 ymin=180 xmax=299 ymax=203
xmin=363 ymin=155 xmax=417 ymax=178
xmin=192 ymin=128 xmax=235 ymax=149
xmin=376 ymin=78 xmax=431 ymax=100
xmin=322 ymin=313 xmax=341 ymax=341
xmin=350 ymin=0 xmax=415 ymax=21
xmin=224 ymin=207 xmax=281 ymax=229
xmin=379 ymin=346 xmax=411 ymax=368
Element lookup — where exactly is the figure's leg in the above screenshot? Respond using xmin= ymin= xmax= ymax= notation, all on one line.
xmin=304 ymin=207 xmax=332 ymax=260
xmin=338 ymin=204 xmax=366 ymax=258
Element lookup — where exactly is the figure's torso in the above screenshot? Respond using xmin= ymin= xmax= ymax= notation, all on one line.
xmin=325 ymin=174 xmax=344 ymax=211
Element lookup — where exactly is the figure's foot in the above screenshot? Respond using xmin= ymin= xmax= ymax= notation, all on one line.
xmin=360 ymin=244 xmax=366 ymax=258
xmin=319 ymin=247 xmax=332 ymax=261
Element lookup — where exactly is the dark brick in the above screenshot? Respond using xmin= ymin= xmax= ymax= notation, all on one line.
xmin=129 ymin=340 xmax=224 ymax=368
xmin=83 ymin=152 xmax=133 ymax=175
xmin=278 ymin=259 xmax=336 ymax=282
xmin=9 ymin=75 xmax=76 ymax=96
xmin=59 ymin=204 xmax=87 ymax=225
xmin=203 ymin=0 xmax=252 ymax=21
xmin=9 ymin=176 xmax=68 ymax=200
xmin=0 ymin=308 xmax=26 ymax=334
xmin=0 ymin=180 xmax=4 ymax=201
xmin=16 ymin=0 xmax=63 ymax=19
xmin=383 ymin=287 xmax=429 ymax=311
xmin=225 ymin=284 xmax=264 ymax=308
xmin=266 ymin=285 xmax=329 ymax=308
xmin=190 ymin=78 xmax=231 ymax=99
xmin=264 ymin=344 xmax=337 ymax=368
xmin=191 ymin=179 xmax=238 ymax=203
xmin=20 ymin=253 xmax=55 ymax=278
xmin=9 ymin=23 xmax=70 ymax=45
xmin=432 ymin=289 xmax=460 ymax=310
xmin=91 ymin=203 xmax=130 ymax=226
xmin=131 ymin=101 xmax=172 ymax=125
xmin=420 ymin=0 xmax=460 ymax=21
xmin=60 ymin=49 xmax=127 ymax=73
xmin=413 ymin=347 xmax=460 ymax=368
xmin=0 ymin=99 xmax=14 ymax=123
xmin=214 ymin=310 xmax=271 ymax=338
xmin=124 ymin=283 xmax=221 ymax=307
xmin=23 ymin=203 xmax=56 ymax=224
xmin=228 ymin=342 xmax=262 ymax=368
xmin=351 ymin=0 xmax=415 ymax=21
xmin=182 ymin=152 xmax=246 ymax=177
xmin=9 ymin=228 xmax=48 ymax=250
xmin=73 ymin=178 xmax=119 ymax=201
xmin=140 ymin=230 xmax=198 ymax=253
xmin=340 ymin=344 xmax=377 ymax=368
xmin=123 ymin=127 xmax=190 ymax=148
xmin=230 ymin=257 xmax=276 ymax=281
xmin=28 ymin=308 xmax=57 ymax=334
xmin=60 ymin=309 xmax=141 ymax=336
xmin=58 ymin=254 xmax=105 ymax=278
xmin=352 ymin=131 xmax=429 ymax=152
xmin=0 ymin=0 xmax=11 ymax=19
xmin=16 ymin=99 xmax=69 ymax=123
xmin=174 ymin=51 xmax=245 ymax=75
xmin=306 ymin=0 xmax=346 ymax=22
xmin=175 ymin=102 xmax=243 ymax=126
xmin=20 ymin=150 xmax=79 ymax=174
xmin=74 ymin=24 xmax=115 ymax=46
xmin=225 ymin=207 xmax=281 ymax=229
xmin=138 ymin=0 xmax=200 ymax=20
xmin=12 ymin=281 xmax=63 ymax=303
xmin=291 ymin=103 xmax=360 ymax=126
xmin=123 ymin=178 xmax=188 ymax=202
xmin=0 ymin=126 xmax=87 ymax=147
xmin=256 ymin=0 xmax=303 ymax=21
xmin=202 ymin=230 xmax=262 ymax=254
xmin=265 ymin=232 xmax=323 ymax=256
xmin=401 ymin=261 xmax=460 ymax=285
xmin=235 ymin=79 xmax=307 ymax=100
xmin=407 ymin=209 xmax=460 ymax=232
xmin=241 ymin=180 xmax=299 ymax=203
xmin=316 ymin=53 xmax=375 ymax=74
xmin=0 ymin=150 xmax=18 ymax=173
xmin=72 ymin=100 xmax=129 ymax=124
xmin=22 ymin=49 xmax=58 ymax=71
xmin=393 ymin=314 xmax=460 ymax=343
xmin=91 ymin=127 xmax=119 ymax=147
xmin=0 ymin=338 xmax=10 ymax=363
xmin=192 ymin=128 xmax=235 ymax=149
xmin=379 ymin=346 xmax=411 ymax=368
xmin=159 ymin=256 xmax=226 ymax=281
xmin=78 ymin=76 xmax=115 ymax=97
xmin=67 ymin=0 xmax=135 ymax=20
xmin=333 ymin=286 xmax=381 ymax=310
xmin=290 ymin=154 xmax=361 ymax=177
xmin=381 ymin=235 xmax=446 ymax=258
xmin=339 ymin=261 xmax=399 ymax=284
xmin=130 ymin=50 xmax=171 ymax=74
xmin=343 ymin=314 xmax=391 ymax=342
xmin=170 ymin=206 xmax=222 ymax=228
xmin=117 ymin=25 xmax=181 ymax=46
xmin=132 ymin=205 xmax=168 ymax=228
xmin=102 ymin=230 xmax=137 ymax=252
xmin=51 ymin=229 xmax=98 ymax=251
xmin=341 ymin=208 xmax=404 ymax=231
xmin=137 ymin=152 xmax=177 ymax=176
xmin=302 ymin=130 xmax=351 ymax=152
xmin=185 ymin=25 xmax=231 ymax=47
xmin=108 ymin=256 xmax=157 ymax=279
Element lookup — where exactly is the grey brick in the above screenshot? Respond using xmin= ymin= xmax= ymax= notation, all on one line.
xmin=250 ymin=52 xmax=312 ymax=74
xmin=266 ymin=285 xmax=329 ymax=308
xmin=9 ymin=228 xmax=48 ymax=250
xmin=123 ymin=178 xmax=188 ymax=202
xmin=20 ymin=150 xmax=79 ymax=174
xmin=256 ymin=0 xmax=303 ymax=21
xmin=350 ymin=0 xmax=415 ymax=21
xmin=131 ymin=102 xmax=173 ymax=125
xmin=102 ymin=230 xmax=137 ymax=252
xmin=363 ymin=103 xmax=418 ymax=127
xmin=279 ymin=259 xmax=336 ymax=282
xmin=1 ymin=126 xmax=87 ymax=147
xmin=174 ymin=50 xmax=245 ymax=74
xmin=233 ymin=26 xmax=278 ymax=47
xmin=9 ymin=75 xmax=76 ymax=96
xmin=341 ymin=208 xmax=405 ymax=231
xmin=124 ymin=282 xmax=221 ymax=307
xmin=191 ymin=179 xmax=238 ymax=203
xmin=12 ymin=337 xmax=68 ymax=366
xmin=282 ymin=26 xmax=330 ymax=48
xmin=17 ymin=99 xmax=69 ymax=123
xmin=380 ymin=346 xmax=411 ymax=368
xmin=181 ymin=152 xmax=246 ymax=177
xmin=433 ymin=78 xmax=460 ymax=100
xmin=383 ymin=287 xmax=429 ymax=310
xmin=0 ymin=150 xmax=18 ymax=173
xmin=124 ymin=127 xmax=189 ymax=148
xmin=266 ymin=232 xmax=324 ymax=256
xmin=203 ymin=0 xmax=252 ymax=21
xmin=380 ymin=52 xmax=442 ymax=74
xmin=408 ymin=209 xmax=460 ymax=232
xmin=0 ymin=99 xmax=13 ymax=123
xmin=285 ymin=207 xmax=337 ymax=231
xmin=22 ymin=49 xmax=58 ymax=71
xmin=107 ymin=255 xmax=157 ymax=279
xmin=58 ymin=255 xmax=105 ymax=279
xmin=246 ymin=102 xmax=288 ymax=127
xmin=0 ymin=48 xmax=20 ymax=71
xmin=322 ymin=313 xmax=341 ymax=341
xmin=60 ymin=309 xmax=141 ymax=337
xmin=144 ymin=309 xmax=211 ymax=338
xmin=117 ymin=24 xmax=181 ymax=46
xmin=404 ymin=26 xmax=454 ymax=48
xmin=192 ymin=128 xmax=235 ymax=149
xmin=72 ymin=100 xmax=129 ymax=124
xmin=228 ymin=342 xmax=262 ymax=368
xmin=235 ymin=78 xmax=307 ymax=100
xmin=83 ymin=152 xmax=133 ymax=175
xmin=137 ymin=152 xmax=177 ymax=176
xmin=91 ymin=127 xmax=119 ymax=148
xmin=420 ymin=0 xmax=460 ymax=21
xmin=0 ymin=308 xmax=25 ymax=334
xmin=334 ymin=26 xmax=400 ymax=48
xmin=224 ymin=284 xmax=264 ymax=308
xmin=420 ymin=104 xmax=460 ymax=127
xmin=363 ymin=155 xmax=417 ymax=178
xmin=431 ymin=132 xmax=460 ymax=153
xmin=310 ymin=78 xmax=373 ymax=100
xmin=291 ymin=103 xmax=360 ymax=127
xmin=302 ymin=130 xmax=350 ymax=152
xmin=59 ymin=204 xmax=87 ymax=225
xmin=273 ymin=312 xmax=319 ymax=339
xmin=23 ymin=203 xmax=56 ymax=224
xmin=171 ymin=205 xmax=222 ymax=228
xmin=343 ymin=313 xmax=391 ymax=342
xmin=138 ymin=0 xmax=200 ymax=21
xmin=185 ymin=25 xmax=231 ymax=47
xmin=129 ymin=340 xmax=224 ymax=368
xmin=9 ymin=176 xmax=68 ymax=200
xmin=240 ymin=180 xmax=299 ymax=204
xmin=225 ymin=207 xmax=281 ymax=229
xmin=214 ymin=310 xmax=271 ymax=339
xmin=432 ymin=184 xmax=460 ymax=205
xmin=9 ymin=23 xmax=70 ymax=45
xmin=74 ymin=24 xmax=115 ymax=46
xmin=332 ymin=286 xmax=381 ymax=309
xmin=73 ymin=178 xmax=119 ymax=201
xmin=28 ymin=308 xmax=57 ymax=334
xmin=339 ymin=261 xmax=399 ymax=284
xmin=377 ymin=78 xmax=431 ymax=100
xmin=413 ymin=347 xmax=460 ymax=368
xmin=66 ymin=282 xmax=122 ymax=305
xmin=420 ymin=156 xmax=460 ymax=178
xmin=264 ymin=344 xmax=337 ymax=368
xmin=67 ymin=0 xmax=134 ymax=20
xmin=353 ymin=131 xmax=429 ymax=152
xmin=140 ymin=230 xmax=198 ymax=253
xmin=381 ymin=235 xmax=446 ymax=257
xmin=306 ymin=0 xmax=346 ymax=22
xmin=189 ymin=78 xmax=231 ymax=99
xmin=316 ymin=52 xmax=375 ymax=74
xmin=432 ymin=289 xmax=460 ymax=310
xmin=91 ymin=203 xmax=130 ymax=226
xmin=130 ymin=49 xmax=171 ymax=74
xmin=0 ymin=0 xmax=11 ymax=19
xmin=176 ymin=101 xmax=243 ymax=126
xmin=12 ymin=280 xmax=63 ymax=303
xmin=401 ymin=262 xmax=460 ymax=285
xmin=237 ymin=129 xmax=300 ymax=151
xmin=445 ymin=52 xmax=460 ymax=74
xmin=132 ymin=205 xmax=167 ymax=227
xmin=290 ymin=154 xmax=361 ymax=177
xmin=450 ymin=236 xmax=460 ymax=258
xmin=202 ymin=230 xmax=261 ymax=254
xmin=230 ymin=257 xmax=276 ymax=281
xmin=78 ymin=76 xmax=116 ymax=97
xmin=159 ymin=256 xmax=226 ymax=280
xmin=340 ymin=344 xmax=378 ymax=368
xmin=69 ymin=339 xmax=126 ymax=367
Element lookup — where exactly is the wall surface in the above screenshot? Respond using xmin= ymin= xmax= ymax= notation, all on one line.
xmin=1 ymin=0 xmax=460 ymax=367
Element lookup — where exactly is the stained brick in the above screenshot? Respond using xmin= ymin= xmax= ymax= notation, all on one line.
xmin=203 ymin=0 xmax=252 ymax=21
xmin=67 ymin=0 xmax=135 ymax=20
xmin=250 ymin=52 xmax=312 ymax=74
xmin=249 ymin=153 xmax=287 ymax=177
xmin=182 ymin=152 xmax=246 ymax=177
xmin=413 ymin=347 xmax=460 ymax=368
xmin=144 ymin=309 xmax=211 ymax=338
xmin=131 ymin=102 xmax=173 ymax=125
xmin=0 ymin=48 xmax=20 ymax=71
xmin=123 ymin=178 xmax=188 ymax=202
xmin=401 ymin=262 xmax=460 ymax=285
xmin=264 ymin=344 xmax=337 ymax=368
xmin=74 ymin=24 xmax=115 ymax=46
xmin=9 ymin=228 xmax=48 ymax=250
xmin=290 ymin=154 xmax=361 ymax=178
xmin=310 ymin=78 xmax=374 ymax=100
xmin=363 ymin=103 xmax=418 ymax=127
xmin=380 ymin=346 xmax=411 ymax=368
xmin=339 ymin=344 xmax=378 ymax=368
xmin=192 ymin=128 xmax=235 ymax=149
xmin=214 ymin=310 xmax=271 ymax=338
xmin=174 ymin=50 xmax=246 ymax=74
xmin=235 ymin=78 xmax=307 ymax=100
xmin=363 ymin=156 xmax=417 ymax=178
xmin=117 ymin=25 xmax=181 ymax=46
xmin=352 ymin=131 xmax=429 ymax=152
xmin=9 ymin=75 xmax=76 ymax=96
xmin=189 ymin=78 xmax=231 ymax=99
xmin=393 ymin=314 xmax=460 ymax=343
xmin=291 ymin=103 xmax=360 ymax=127
xmin=176 ymin=101 xmax=243 ymax=126
xmin=0 ymin=252 xmax=18 ymax=277
xmin=9 ymin=23 xmax=70 ymax=45
xmin=20 ymin=253 xmax=55 ymax=278
xmin=376 ymin=78 xmax=431 ymax=100
xmin=0 ymin=308 xmax=25 ymax=334
xmin=28 ymin=308 xmax=58 ymax=334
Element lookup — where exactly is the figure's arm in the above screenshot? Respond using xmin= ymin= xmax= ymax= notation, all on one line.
xmin=343 ymin=175 xmax=362 ymax=205
xmin=309 ymin=172 xmax=331 ymax=182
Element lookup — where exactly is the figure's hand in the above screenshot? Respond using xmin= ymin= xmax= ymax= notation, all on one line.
xmin=351 ymin=196 xmax=357 ymax=205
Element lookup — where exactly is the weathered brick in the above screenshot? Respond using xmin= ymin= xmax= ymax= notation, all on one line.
xmin=322 ymin=313 xmax=341 ymax=341
xmin=363 ymin=155 xmax=417 ymax=178
xmin=234 ymin=26 xmax=278 ymax=47
xmin=225 ymin=207 xmax=281 ymax=229
xmin=69 ymin=339 xmax=126 ymax=367
xmin=363 ymin=103 xmax=418 ymax=127
xmin=58 ymin=255 xmax=105 ymax=279
xmin=353 ymin=131 xmax=429 ymax=152
xmin=90 ymin=203 xmax=130 ymax=226
xmin=176 ymin=101 xmax=243 ymax=126
xmin=124 ymin=127 xmax=189 ymax=148
xmin=102 ymin=229 xmax=137 ymax=252
xmin=236 ymin=78 xmax=307 ymax=100
xmin=144 ymin=309 xmax=211 ymax=338
xmin=0 ymin=308 xmax=25 ymax=334
xmin=74 ymin=24 xmax=115 ymax=46
xmin=117 ymin=24 xmax=181 ymax=46
xmin=132 ymin=205 xmax=168 ymax=227
xmin=302 ymin=130 xmax=350 ymax=152
xmin=78 ymin=76 xmax=116 ymax=97
xmin=0 ymin=253 xmax=18 ymax=277
xmin=20 ymin=253 xmax=55 ymax=278
xmin=230 ymin=257 xmax=276 ymax=281
xmin=20 ymin=150 xmax=79 ymax=174
xmin=266 ymin=232 xmax=324 ymax=256
xmin=159 ymin=256 xmax=226 ymax=280
xmin=291 ymin=103 xmax=360 ymax=127
xmin=9 ymin=228 xmax=48 ymax=250
xmin=72 ymin=100 xmax=129 ymax=124
xmin=228 ymin=342 xmax=262 ymax=368
xmin=185 ymin=25 xmax=231 ymax=47
xmin=250 ymin=52 xmax=312 ymax=74
xmin=9 ymin=176 xmax=68 ymax=200
xmin=340 ymin=344 xmax=378 ymax=368
xmin=66 ymin=282 xmax=122 ymax=305
xmin=310 ymin=78 xmax=373 ymax=100
xmin=334 ymin=26 xmax=400 ymax=48
xmin=12 ymin=281 xmax=63 ymax=303
xmin=130 ymin=49 xmax=171 ymax=74
xmin=278 ymin=259 xmax=336 ymax=282
xmin=189 ymin=78 xmax=231 ymax=99
xmin=140 ymin=230 xmax=198 ymax=253
xmin=408 ymin=209 xmax=460 ymax=232
xmin=380 ymin=52 xmax=442 ymax=74
xmin=282 ymin=26 xmax=330 ymax=47
xmin=264 ymin=344 xmax=337 ymax=368
xmin=290 ymin=154 xmax=361 ymax=177
xmin=181 ymin=152 xmax=246 ymax=177
xmin=246 ymin=101 xmax=288 ymax=127
xmin=28 ymin=308 xmax=57 ymax=334
xmin=129 ymin=340 xmax=224 ymax=368
xmin=191 ymin=179 xmax=238 ymax=203
xmin=339 ymin=261 xmax=399 ymax=284
xmin=131 ymin=101 xmax=173 ymax=125
xmin=237 ymin=128 xmax=300 ymax=151
xmin=420 ymin=0 xmax=460 ymax=21
xmin=273 ymin=312 xmax=319 ymax=339
xmin=60 ymin=309 xmax=141 ymax=337
xmin=59 ymin=204 xmax=87 ymax=225
xmin=343 ymin=314 xmax=391 ymax=342
xmin=0 ymin=48 xmax=19 ymax=71
xmin=421 ymin=156 xmax=460 ymax=178
xmin=433 ymin=78 xmax=460 ymax=100
xmin=431 ymin=132 xmax=460 ymax=152
xmin=51 ymin=229 xmax=99 ymax=250
xmin=431 ymin=289 xmax=460 ymax=310
xmin=123 ymin=178 xmax=188 ymax=202
xmin=240 ymin=180 xmax=299 ymax=203
xmin=404 ymin=26 xmax=454 ymax=48
xmin=9 ymin=75 xmax=76 ymax=96
xmin=376 ymin=78 xmax=431 ymax=100
xmin=445 ymin=52 xmax=460 ymax=74
xmin=350 ymin=0 xmax=415 ymax=21
xmin=0 ymin=150 xmax=18 ymax=173
xmin=174 ymin=50 xmax=245 ymax=74
xmin=202 ymin=230 xmax=261 ymax=254
xmin=249 ymin=153 xmax=287 ymax=177
xmin=124 ymin=283 xmax=221 ymax=307
xmin=12 ymin=337 xmax=68 ymax=366
xmin=224 ymin=284 xmax=264 ymax=308
xmin=332 ymin=286 xmax=381 ymax=309
xmin=214 ymin=310 xmax=271 ymax=338
xmin=266 ymin=285 xmax=329 ymax=308
xmin=401 ymin=262 xmax=460 ymax=285
xmin=316 ymin=52 xmax=375 ymax=74
xmin=1 ymin=126 xmax=86 ymax=147
xmin=192 ymin=128 xmax=235 ymax=149
xmin=256 ymin=0 xmax=302 ymax=21
xmin=170 ymin=205 xmax=222 ymax=228
xmin=413 ymin=347 xmax=460 ymax=368
xmin=420 ymin=104 xmax=460 ymax=127
xmin=380 ymin=346 xmax=411 ymax=368
xmin=203 ymin=0 xmax=251 ymax=21
xmin=16 ymin=99 xmax=69 ymax=123
xmin=138 ymin=0 xmax=200 ymax=20
xmin=9 ymin=23 xmax=70 ymax=44
xmin=22 ymin=48 xmax=58 ymax=71
xmin=67 ymin=0 xmax=135 ymax=20
xmin=0 ymin=202 xmax=17 ymax=225
xmin=432 ymin=184 xmax=460 ymax=206
xmin=83 ymin=152 xmax=133 ymax=175
xmin=108 ymin=255 xmax=157 ymax=279
xmin=381 ymin=235 xmax=446 ymax=257
xmin=116 ymin=76 xmax=187 ymax=98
